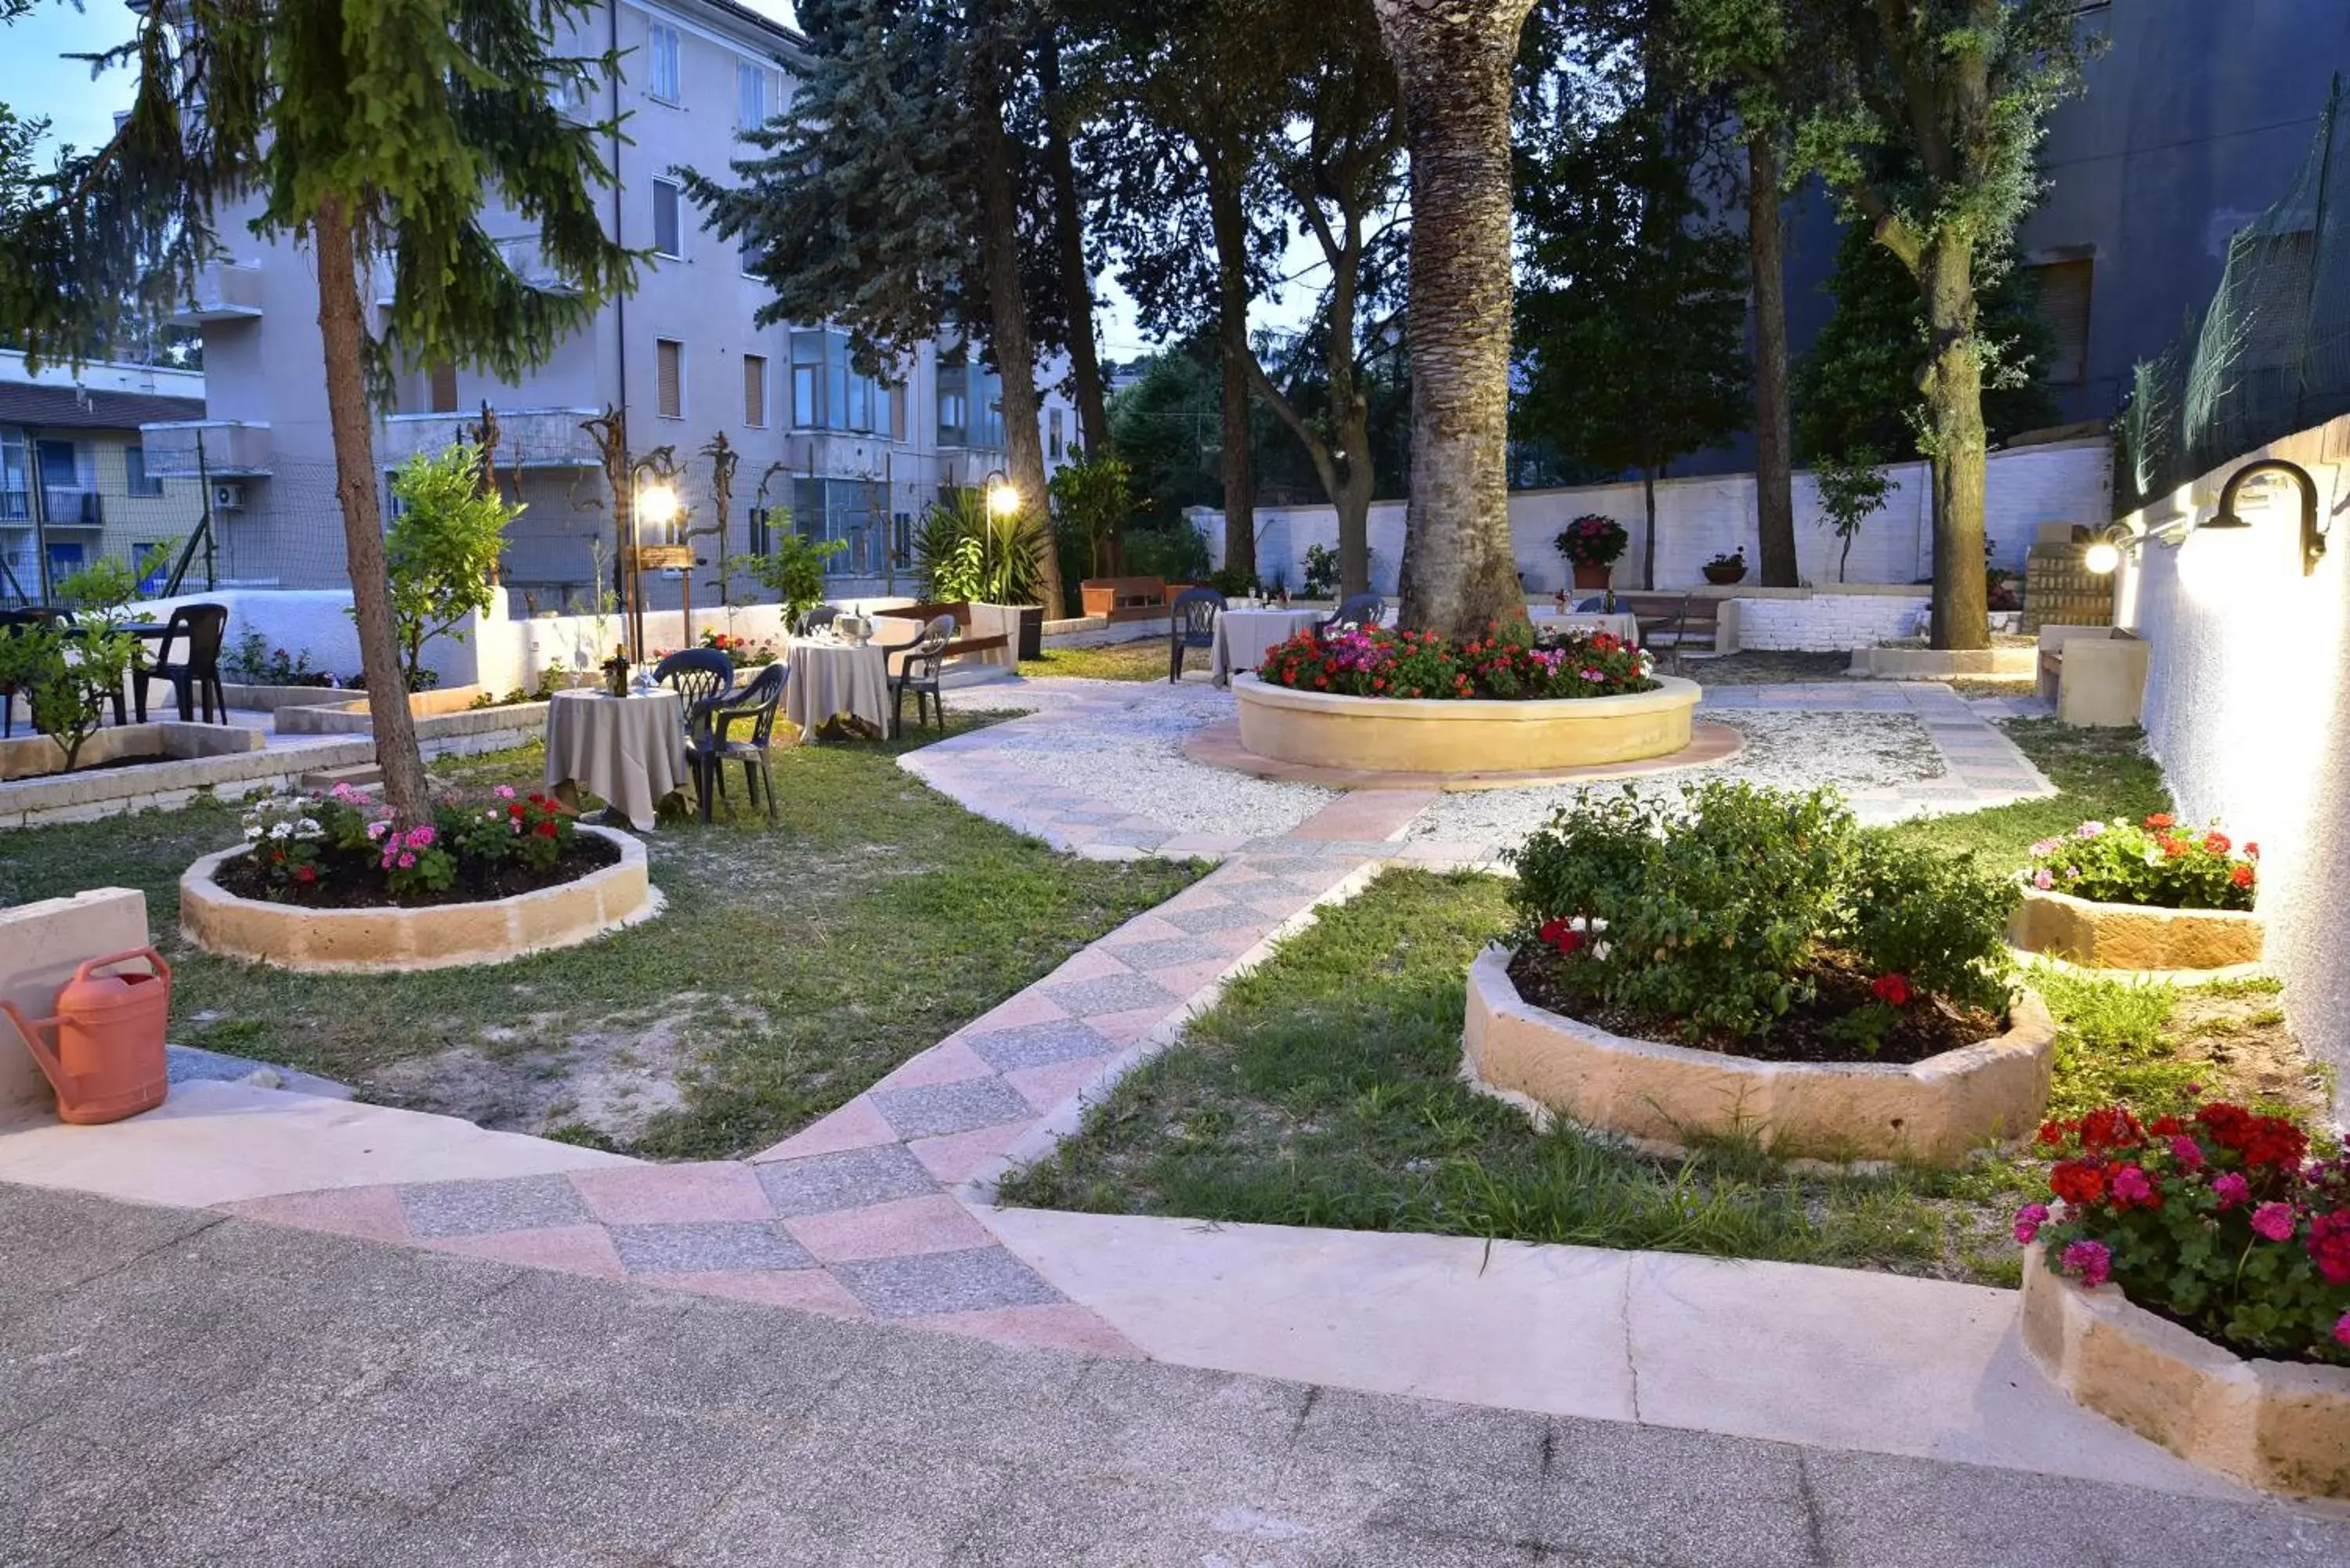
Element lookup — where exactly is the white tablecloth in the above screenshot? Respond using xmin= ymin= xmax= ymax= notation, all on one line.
xmin=542 ymin=688 xmax=689 ymax=831
xmin=1529 ymin=610 xmax=1642 ymax=645
xmin=784 ymin=638 xmax=891 ymax=741
xmin=1210 ymin=608 xmax=1329 ymax=686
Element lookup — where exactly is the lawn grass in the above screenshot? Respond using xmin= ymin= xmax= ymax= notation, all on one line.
xmin=1884 ymin=717 xmax=2171 ymax=865
xmin=1018 ymin=638 xmax=1170 ymax=681
xmin=998 ymin=869 xmax=2329 ymax=1288
xmin=0 ymin=710 xmax=1201 ymax=1159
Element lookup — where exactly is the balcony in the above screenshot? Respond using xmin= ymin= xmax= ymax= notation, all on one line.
xmin=378 ymin=406 xmax=602 ymax=470
xmin=494 ymin=235 xmax=582 ymax=296
xmin=168 ymin=260 xmax=266 ymax=326
xmin=138 ymin=419 xmax=273 ymax=478
xmin=0 ymin=488 xmax=103 ymax=529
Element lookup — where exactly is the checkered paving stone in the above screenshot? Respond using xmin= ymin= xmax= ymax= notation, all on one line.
xmin=829 ymin=1245 xmax=1064 ymax=1321
xmin=755 ymin=1144 xmax=942 ymax=1218
xmin=1039 ymin=972 xmax=1180 ymax=1018
xmin=1101 ymin=937 xmax=1220 ymax=973
xmin=869 ymin=1077 xmax=1037 ymax=1140
xmin=609 ymin=1222 xmax=815 ymax=1275
xmin=959 ymin=1017 xmax=1119 ymax=1072
xmin=399 ymin=1175 xmax=594 ymax=1239
xmin=1159 ymin=901 xmax=1272 ymax=936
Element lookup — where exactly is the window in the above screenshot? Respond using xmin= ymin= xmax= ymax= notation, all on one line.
xmin=656 ymin=338 xmax=684 ymax=419
xmin=740 ymin=233 xmax=761 ymax=277
xmin=125 ymin=445 xmax=164 ymax=497
xmin=937 ymin=361 xmax=969 ymax=446
xmin=2025 ymin=258 xmax=2093 ymax=386
xmin=938 ymin=356 xmax=1003 ymax=449
xmin=743 ymin=353 xmax=768 ymax=427
xmin=652 ymin=178 xmax=683 ymax=260
xmin=428 ymin=362 xmax=459 ymax=413
xmin=0 ymin=428 xmax=27 ymax=519
xmin=789 ymin=330 xmax=892 ymax=435
xmin=133 ymin=543 xmax=168 ymax=594
xmin=791 ymin=477 xmax=886 ymax=575
xmin=647 ymin=22 xmax=682 ymax=103
xmin=1047 ymin=407 xmax=1064 ymax=460
xmin=736 ymin=61 xmax=768 ymax=132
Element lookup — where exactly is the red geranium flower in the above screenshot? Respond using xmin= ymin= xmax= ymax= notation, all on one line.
xmin=2143 ymin=813 xmax=2175 ymax=829
xmin=2049 ymin=1158 xmax=2108 ymax=1205
xmin=294 ymin=864 xmax=317 ymax=883
xmin=2202 ymin=831 xmax=2231 ymax=855
xmin=534 ymin=819 xmax=559 ymax=839
xmin=1870 ymin=973 xmax=1912 ymax=1007
xmin=2231 ymin=864 xmax=2255 ymax=888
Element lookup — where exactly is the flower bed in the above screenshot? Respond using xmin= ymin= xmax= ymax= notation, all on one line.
xmin=183 ymin=785 xmax=652 ymax=970
xmin=1463 ymin=782 xmax=2052 ymax=1163
xmin=1255 ymin=621 xmax=1655 ymax=701
xmin=2012 ymin=815 xmax=2265 ymax=971
xmin=2016 ymin=1100 xmax=2350 ymax=1494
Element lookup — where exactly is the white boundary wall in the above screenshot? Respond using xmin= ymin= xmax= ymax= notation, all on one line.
xmin=1193 ymin=438 xmax=2111 ymax=595
xmin=2112 ymin=413 xmax=2350 ymax=1112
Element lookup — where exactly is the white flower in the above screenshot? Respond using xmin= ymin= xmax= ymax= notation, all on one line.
xmin=295 ymin=818 xmax=321 ymax=837
xmin=267 ymin=822 xmax=293 ymax=840
xmin=242 ymin=825 xmax=262 ymax=840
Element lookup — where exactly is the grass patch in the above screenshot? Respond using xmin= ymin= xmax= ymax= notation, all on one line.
xmin=0 ymin=710 xmax=1201 ymax=1159
xmin=999 ymin=869 xmax=2328 ymax=1287
xmin=1883 ymin=717 xmax=2170 ymax=865
xmin=1020 ymin=638 xmax=1169 ymax=681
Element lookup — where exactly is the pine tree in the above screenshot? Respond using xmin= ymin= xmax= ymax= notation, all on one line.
xmin=0 ymin=0 xmax=635 ymax=824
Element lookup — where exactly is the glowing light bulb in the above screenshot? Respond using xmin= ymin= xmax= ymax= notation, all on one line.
xmin=2083 ymin=540 xmax=2122 ymax=576
xmin=985 ymin=481 xmax=1021 ymax=518
xmin=636 ymin=482 xmax=680 ymax=529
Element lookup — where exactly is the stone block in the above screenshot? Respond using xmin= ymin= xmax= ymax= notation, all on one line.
xmin=2009 ymin=887 xmax=2263 ymax=973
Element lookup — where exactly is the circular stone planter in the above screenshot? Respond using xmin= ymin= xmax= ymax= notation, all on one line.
xmin=2009 ymin=885 xmax=2263 ymax=974
xmin=1460 ymin=946 xmax=2055 ymax=1166
xmin=2019 ymin=1244 xmax=2350 ymax=1498
xmin=1233 ymin=674 xmax=1701 ymax=777
xmin=180 ymin=825 xmax=658 ymax=973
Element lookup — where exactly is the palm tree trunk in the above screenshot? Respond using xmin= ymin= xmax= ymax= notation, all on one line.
xmin=1748 ymin=132 xmax=1799 ymax=588
xmin=969 ymin=17 xmax=1059 ymax=615
xmin=1372 ymin=0 xmax=1536 ymax=638
xmin=313 ymin=197 xmax=432 ymax=826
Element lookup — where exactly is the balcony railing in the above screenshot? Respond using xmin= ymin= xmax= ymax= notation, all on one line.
xmin=0 ymin=488 xmax=103 ymax=527
xmin=138 ymin=419 xmax=273 ymax=477
xmin=378 ymin=406 xmax=602 ymax=470
xmin=168 ymin=260 xmax=266 ymax=326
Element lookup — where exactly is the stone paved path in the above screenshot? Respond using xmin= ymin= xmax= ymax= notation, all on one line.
xmin=159 ymin=678 xmax=2063 ymax=1364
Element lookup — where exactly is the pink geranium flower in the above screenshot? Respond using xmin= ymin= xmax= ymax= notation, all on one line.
xmin=2169 ymin=1135 xmax=2204 ymax=1169
xmin=2212 ymin=1172 xmax=2251 ymax=1209
xmin=2059 ymin=1239 xmax=2112 ymax=1288
xmin=2249 ymin=1201 xmax=2297 ymax=1242
xmin=2335 ymin=1311 xmax=2350 ymax=1350
xmin=2012 ymin=1203 xmax=2049 ymax=1245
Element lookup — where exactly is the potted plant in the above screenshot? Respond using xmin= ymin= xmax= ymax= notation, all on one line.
xmin=1555 ymin=514 xmax=1628 ymax=591
xmin=2016 ymin=1100 xmax=2349 ymax=1494
xmin=1702 ymin=547 xmax=1748 ymax=585
xmin=2012 ymin=814 xmax=2264 ymax=971
xmin=1466 ymin=781 xmax=2048 ymax=1165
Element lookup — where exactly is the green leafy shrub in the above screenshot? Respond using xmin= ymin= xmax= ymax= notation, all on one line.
xmin=2024 ymin=814 xmax=2258 ymax=912
xmin=378 ymin=443 xmax=519 ymax=688
xmin=1301 ymin=543 xmax=1340 ymax=598
xmin=1507 ymin=782 xmax=2017 ymax=1045
xmin=913 ymin=490 xmax=1050 ymax=605
xmin=750 ymin=529 xmax=848 ymax=627
xmin=0 ymin=622 xmax=139 ymax=771
xmin=224 ymin=630 xmax=331 ymax=687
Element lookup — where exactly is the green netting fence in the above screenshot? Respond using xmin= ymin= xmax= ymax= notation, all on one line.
xmin=2115 ymin=75 xmax=2350 ymax=518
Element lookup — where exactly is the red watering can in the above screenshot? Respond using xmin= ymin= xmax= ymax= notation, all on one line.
xmin=0 ymin=948 xmax=172 ymax=1125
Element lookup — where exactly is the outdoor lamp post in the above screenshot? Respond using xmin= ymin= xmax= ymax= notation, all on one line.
xmin=631 ymin=476 xmax=682 ymax=662
xmin=983 ymin=468 xmax=1021 ymax=520
xmin=2083 ymin=457 xmax=2329 ymax=580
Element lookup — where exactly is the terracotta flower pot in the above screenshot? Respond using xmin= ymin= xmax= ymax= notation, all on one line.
xmin=1571 ymin=562 xmax=1612 ymax=591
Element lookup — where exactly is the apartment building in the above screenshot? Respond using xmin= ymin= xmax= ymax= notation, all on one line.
xmin=0 ymin=350 xmax=208 ymax=605
xmin=139 ymin=0 xmax=1075 ymax=609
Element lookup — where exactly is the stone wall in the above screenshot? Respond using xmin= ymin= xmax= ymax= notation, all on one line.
xmin=2114 ymin=413 xmax=2350 ymax=1114
xmin=1191 ymin=438 xmax=2111 ymax=597
xmin=1725 ymin=593 xmax=1930 ymax=652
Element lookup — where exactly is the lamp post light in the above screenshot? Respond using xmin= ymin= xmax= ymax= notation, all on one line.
xmin=982 ymin=468 xmax=1021 ymax=520
xmin=628 ymin=475 xmax=682 ymax=663
xmin=2082 ymin=457 xmax=2329 ymax=580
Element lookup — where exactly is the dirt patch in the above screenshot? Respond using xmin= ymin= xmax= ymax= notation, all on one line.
xmin=2165 ymin=988 xmax=2333 ymax=1121
xmin=361 ymin=998 xmax=766 ymax=1143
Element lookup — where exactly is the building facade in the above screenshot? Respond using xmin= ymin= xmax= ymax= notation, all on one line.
xmin=0 ymin=351 xmax=208 ymax=605
xmin=142 ymin=0 xmax=1073 ymax=611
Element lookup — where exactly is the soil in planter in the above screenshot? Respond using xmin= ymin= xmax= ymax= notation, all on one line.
xmin=1507 ymin=945 xmax=2004 ymax=1067
xmin=213 ymin=834 xmax=621 ymax=910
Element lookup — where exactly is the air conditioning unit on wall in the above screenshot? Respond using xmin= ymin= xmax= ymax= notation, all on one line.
xmin=212 ymin=482 xmax=245 ymax=511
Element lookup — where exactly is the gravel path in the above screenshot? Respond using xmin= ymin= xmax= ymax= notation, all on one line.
xmin=1411 ymin=710 xmax=1950 ymax=848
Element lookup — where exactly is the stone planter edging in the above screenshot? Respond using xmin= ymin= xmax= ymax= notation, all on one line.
xmin=1234 ymin=674 xmax=1701 ymax=777
xmin=1846 ymin=645 xmax=2039 ymax=678
xmin=2009 ymin=884 xmax=2264 ymax=973
xmin=179 ymin=824 xmax=658 ymax=973
xmin=1461 ymin=946 xmax=2055 ymax=1166
xmin=2019 ymin=1243 xmax=2350 ymax=1498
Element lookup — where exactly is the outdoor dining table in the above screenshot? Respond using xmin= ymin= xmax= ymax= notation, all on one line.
xmin=1529 ymin=609 xmax=1642 ymax=645
xmin=783 ymin=635 xmax=891 ymax=742
xmin=542 ymin=687 xmax=691 ymax=831
xmin=1210 ymin=605 xmax=1331 ymax=687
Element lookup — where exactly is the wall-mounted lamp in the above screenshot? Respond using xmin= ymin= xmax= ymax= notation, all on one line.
xmin=2207 ymin=458 xmax=2327 ymax=577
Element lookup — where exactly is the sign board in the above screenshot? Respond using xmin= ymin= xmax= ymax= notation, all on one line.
xmin=626 ymin=545 xmax=695 ymax=571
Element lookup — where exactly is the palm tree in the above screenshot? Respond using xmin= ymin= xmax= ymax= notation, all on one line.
xmin=1371 ymin=0 xmax=1538 ymax=638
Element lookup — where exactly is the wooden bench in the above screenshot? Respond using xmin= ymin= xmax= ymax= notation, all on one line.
xmin=1079 ymin=576 xmax=1170 ymax=623
xmin=879 ymin=602 xmax=1014 ymax=670
xmin=1613 ymin=593 xmax=1721 ymax=667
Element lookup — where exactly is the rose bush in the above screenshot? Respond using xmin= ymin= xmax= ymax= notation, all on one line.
xmin=2026 ymin=1100 xmax=2350 ymax=1365
xmin=2023 ymin=814 xmax=2258 ymax=912
xmin=1255 ymin=619 xmax=1655 ymax=702
xmin=1508 ymin=782 xmax=2017 ymax=1046
xmin=238 ymin=780 xmax=581 ymax=903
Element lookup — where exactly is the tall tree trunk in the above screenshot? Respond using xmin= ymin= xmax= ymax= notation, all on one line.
xmin=1747 ymin=132 xmax=1799 ymax=588
xmin=1641 ymin=464 xmax=1659 ymax=589
xmin=1207 ymin=166 xmax=1256 ymax=586
xmin=313 ymin=197 xmax=432 ymax=826
xmin=1920 ymin=236 xmax=1988 ymax=651
xmin=1039 ymin=38 xmax=1110 ymax=463
xmin=1372 ymin=0 xmax=1535 ymax=638
xmin=970 ymin=20 xmax=1059 ymax=614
